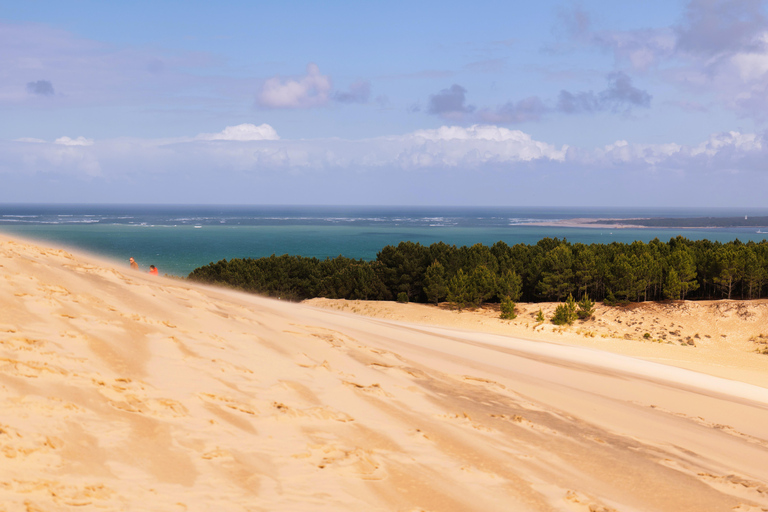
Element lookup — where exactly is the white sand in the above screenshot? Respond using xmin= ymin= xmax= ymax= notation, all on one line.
xmin=2 ymin=234 xmax=768 ymax=511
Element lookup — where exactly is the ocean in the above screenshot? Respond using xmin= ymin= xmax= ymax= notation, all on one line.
xmin=2 ymin=204 xmax=768 ymax=277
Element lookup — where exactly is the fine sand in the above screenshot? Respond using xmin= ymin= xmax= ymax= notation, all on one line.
xmin=305 ymin=298 xmax=768 ymax=389
xmin=2 ymin=234 xmax=768 ymax=511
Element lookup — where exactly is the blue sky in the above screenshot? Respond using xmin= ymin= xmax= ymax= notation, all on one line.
xmin=3 ymin=0 xmax=768 ymax=206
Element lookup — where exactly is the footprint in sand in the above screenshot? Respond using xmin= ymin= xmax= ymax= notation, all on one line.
xmin=458 ymin=375 xmax=507 ymax=390
xmin=288 ymin=325 xmax=364 ymax=351
xmin=0 ymin=423 xmax=65 ymax=461
xmin=294 ymin=353 xmax=333 ymax=371
xmin=437 ymin=412 xmax=494 ymax=432
xmin=300 ymin=443 xmax=385 ymax=480
xmin=2 ymin=479 xmax=115 ymax=508
xmin=0 ymin=357 xmax=70 ymax=379
xmin=564 ymin=490 xmax=618 ymax=512
xmin=271 ymin=401 xmax=354 ymax=422
xmin=488 ymin=412 xmax=563 ymax=437
xmin=197 ymin=392 xmax=258 ymax=416
xmin=93 ymin=377 xmax=189 ymax=418
xmin=342 ymin=380 xmax=393 ymax=398
xmin=367 ymin=362 xmax=427 ymax=379
xmin=694 ymin=471 xmax=768 ymax=504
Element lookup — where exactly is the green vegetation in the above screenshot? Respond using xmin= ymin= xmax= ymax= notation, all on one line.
xmin=577 ymin=293 xmax=595 ymax=320
xmin=499 ymin=296 xmax=517 ymax=320
xmin=188 ymin=236 xmax=768 ymax=305
xmin=551 ymin=294 xmax=578 ymax=325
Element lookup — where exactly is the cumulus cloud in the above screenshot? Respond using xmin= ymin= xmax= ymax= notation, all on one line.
xmin=401 ymin=125 xmax=568 ymax=165
xmin=26 ymin=80 xmax=55 ymax=96
xmin=54 ymin=136 xmax=94 ymax=146
xmin=558 ymin=72 xmax=651 ymax=114
xmin=196 ymin=123 xmax=280 ymax=141
xmin=334 ymin=80 xmax=371 ymax=104
xmin=690 ymin=130 xmax=762 ymax=156
xmin=586 ymin=130 xmax=764 ymax=172
xmin=427 ymin=84 xmax=475 ymax=119
xmin=257 ymin=63 xmax=332 ymax=109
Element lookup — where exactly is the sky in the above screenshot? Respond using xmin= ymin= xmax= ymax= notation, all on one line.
xmin=2 ymin=0 xmax=768 ymax=207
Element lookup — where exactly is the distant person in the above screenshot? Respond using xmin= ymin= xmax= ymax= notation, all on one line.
xmin=129 ymin=257 xmax=139 ymax=270
xmin=149 ymin=265 xmax=159 ymax=276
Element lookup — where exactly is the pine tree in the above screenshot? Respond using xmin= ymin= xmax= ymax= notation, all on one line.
xmin=577 ymin=293 xmax=595 ymax=319
xmin=499 ymin=296 xmax=517 ymax=320
xmin=552 ymin=293 xmax=577 ymax=325
xmin=423 ymin=261 xmax=447 ymax=304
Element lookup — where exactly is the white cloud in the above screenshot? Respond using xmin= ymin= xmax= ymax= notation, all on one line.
xmin=257 ymin=63 xmax=332 ymax=109
xmin=54 ymin=136 xmax=94 ymax=146
xmin=596 ymin=139 xmax=683 ymax=165
xmin=406 ymin=125 xmax=568 ymax=163
xmin=730 ymin=34 xmax=768 ymax=82
xmin=196 ymin=123 xmax=280 ymax=141
xmin=691 ymin=131 xmax=762 ymax=156
xmin=2 ymin=126 xmax=767 ymax=192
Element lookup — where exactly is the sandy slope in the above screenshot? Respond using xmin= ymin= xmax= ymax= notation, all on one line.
xmin=2 ymin=235 xmax=768 ymax=512
xmin=306 ymin=298 xmax=768 ymax=389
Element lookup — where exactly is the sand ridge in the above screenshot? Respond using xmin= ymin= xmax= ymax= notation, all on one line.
xmin=2 ymin=234 xmax=768 ymax=511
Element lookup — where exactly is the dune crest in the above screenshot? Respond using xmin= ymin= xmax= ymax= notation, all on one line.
xmin=2 ymin=235 xmax=768 ymax=511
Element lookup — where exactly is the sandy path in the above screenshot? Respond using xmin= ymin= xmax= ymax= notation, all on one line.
xmin=2 ymin=234 xmax=768 ymax=511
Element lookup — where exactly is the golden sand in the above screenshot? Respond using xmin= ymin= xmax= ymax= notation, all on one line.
xmin=2 ymin=234 xmax=768 ymax=511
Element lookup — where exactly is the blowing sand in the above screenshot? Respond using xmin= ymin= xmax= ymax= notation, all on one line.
xmin=2 ymin=234 xmax=768 ymax=511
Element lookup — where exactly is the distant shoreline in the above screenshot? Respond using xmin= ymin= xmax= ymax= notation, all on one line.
xmin=523 ymin=216 xmax=768 ymax=229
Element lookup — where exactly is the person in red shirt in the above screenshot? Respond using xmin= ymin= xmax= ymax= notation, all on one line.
xmin=149 ymin=265 xmax=159 ymax=276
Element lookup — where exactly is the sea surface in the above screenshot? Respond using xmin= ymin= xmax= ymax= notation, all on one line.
xmin=2 ymin=204 xmax=768 ymax=277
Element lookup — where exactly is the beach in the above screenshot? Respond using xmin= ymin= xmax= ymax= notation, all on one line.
xmin=2 ymin=234 xmax=768 ymax=511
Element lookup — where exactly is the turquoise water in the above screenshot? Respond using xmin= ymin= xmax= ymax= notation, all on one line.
xmin=2 ymin=205 xmax=768 ymax=276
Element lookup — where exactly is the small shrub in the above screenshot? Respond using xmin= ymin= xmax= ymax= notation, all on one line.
xmin=643 ymin=332 xmax=651 ymax=339
xmin=535 ymin=309 xmax=545 ymax=323
xmin=396 ymin=292 xmax=409 ymax=303
xmin=577 ymin=293 xmax=595 ymax=320
xmin=499 ymin=296 xmax=517 ymax=320
xmin=551 ymin=294 xmax=577 ymax=326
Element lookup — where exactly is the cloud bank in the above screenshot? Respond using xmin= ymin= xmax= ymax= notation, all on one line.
xmin=2 ymin=124 xmax=766 ymax=205
xmin=2 ymin=124 xmax=764 ymax=175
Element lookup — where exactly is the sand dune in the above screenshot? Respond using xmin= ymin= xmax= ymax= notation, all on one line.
xmin=2 ymin=234 xmax=768 ymax=511
xmin=306 ymin=298 xmax=768 ymax=389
